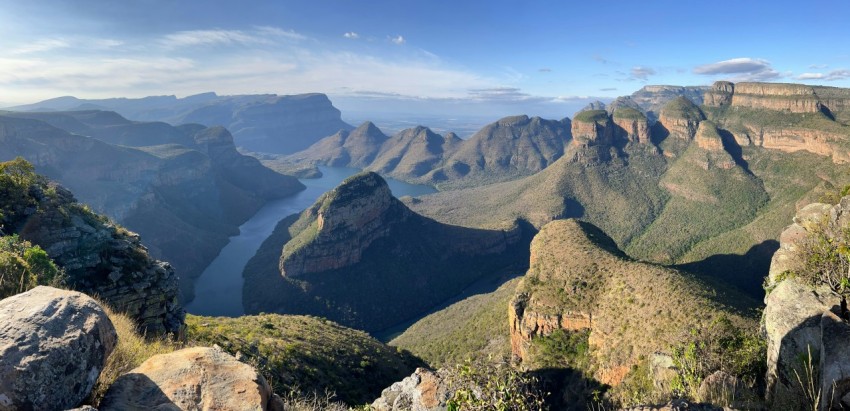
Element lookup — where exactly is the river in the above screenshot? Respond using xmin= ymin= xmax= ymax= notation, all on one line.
xmin=185 ymin=166 xmax=436 ymax=317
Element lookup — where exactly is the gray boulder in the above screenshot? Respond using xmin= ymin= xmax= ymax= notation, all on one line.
xmin=371 ymin=368 xmax=449 ymax=411
xmin=0 ymin=286 xmax=117 ymax=411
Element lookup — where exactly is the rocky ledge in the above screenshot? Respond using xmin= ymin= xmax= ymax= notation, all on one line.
xmin=763 ymin=196 xmax=850 ymax=410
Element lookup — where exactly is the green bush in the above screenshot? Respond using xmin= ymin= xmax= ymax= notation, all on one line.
xmin=446 ymin=358 xmax=547 ymax=411
xmin=0 ymin=234 xmax=63 ymax=298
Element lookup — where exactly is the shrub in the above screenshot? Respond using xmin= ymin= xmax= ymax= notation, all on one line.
xmin=0 ymin=235 xmax=63 ymax=298
xmin=445 ymin=358 xmax=547 ymax=411
xmin=795 ymin=216 xmax=850 ymax=315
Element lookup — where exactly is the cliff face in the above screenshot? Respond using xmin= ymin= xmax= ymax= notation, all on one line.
xmin=281 ymin=172 xmax=408 ymax=277
xmin=629 ymin=85 xmax=708 ymax=121
xmin=244 ymin=172 xmax=529 ymax=331
xmin=703 ymin=81 xmax=734 ymax=107
xmin=508 ymin=220 xmax=756 ymax=386
xmin=761 ymin=198 xmax=850 ymax=410
xmin=612 ymin=108 xmax=652 ymax=144
xmin=657 ymin=96 xmax=706 ymax=140
xmin=571 ymin=110 xmax=614 ymax=147
xmin=0 ymin=171 xmax=183 ymax=335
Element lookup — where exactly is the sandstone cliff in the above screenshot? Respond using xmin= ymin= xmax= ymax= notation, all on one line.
xmin=508 ymin=220 xmax=756 ymax=388
xmin=244 ymin=172 xmax=530 ymax=331
xmin=629 ymin=85 xmax=708 ymax=121
xmin=657 ymin=96 xmax=705 ymax=141
xmin=612 ymin=107 xmax=652 ymax=144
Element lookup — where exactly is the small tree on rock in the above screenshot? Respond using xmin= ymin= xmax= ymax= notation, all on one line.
xmin=796 ymin=217 xmax=850 ymax=319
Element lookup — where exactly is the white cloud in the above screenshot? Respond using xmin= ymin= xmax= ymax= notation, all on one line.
xmin=10 ymin=38 xmax=70 ymax=55
xmin=343 ymin=32 xmax=359 ymax=39
xmin=390 ymin=35 xmax=405 ymax=45
xmin=693 ymin=57 xmax=781 ymax=81
xmin=630 ymin=66 xmax=656 ymax=81
xmin=160 ymin=27 xmax=304 ymax=48
xmin=796 ymin=69 xmax=850 ymax=81
xmin=809 ymin=64 xmax=828 ymax=69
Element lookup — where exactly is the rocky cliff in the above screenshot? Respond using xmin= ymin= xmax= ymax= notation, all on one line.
xmin=703 ymin=81 xmax=850 ymax=164
xmin=0 ymin=163 xmax=183 ymax=334
xmin=762 ymin=198 xmax=850 ymax=410
xmin=508 ymin=220 xmax=757 ymax=388
xmin=0 ymin=112 xmax=304 ymax=302
xmin=243 ymin=172 xmax=530 ymax=331
xmin=657 ymin=96 xmax=706 ymax=141
xmin=629 ymin=85 xmax=708 ymax=121
xmin=571 ymin=110 xmax=614 ymax=147
xmin=612 ymin=107 xmax=652 ymax=144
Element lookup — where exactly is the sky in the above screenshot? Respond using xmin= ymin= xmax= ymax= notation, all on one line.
xmin=2 ymin=0 xmax=850 ymax=120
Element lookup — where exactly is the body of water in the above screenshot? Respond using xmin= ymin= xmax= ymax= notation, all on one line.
xmin=185 ymin=167 xmax=436 ymax=316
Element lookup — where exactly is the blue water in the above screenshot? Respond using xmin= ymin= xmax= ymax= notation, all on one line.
xmin=185 ymin=167 xmax=436 ymax=316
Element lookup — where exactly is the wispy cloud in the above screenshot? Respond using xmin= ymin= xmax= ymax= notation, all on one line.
xmin=630 ymin=66 xmax=656 ymax=81
xmin=160 ymin=27 xmax=304 ymax=48
xmin=809 ymin=64 xmax=828 ymax=69
xmin=538 ymin=68 xmax=552 ymax=73
xmin=599 ymin=87 xmax=617 ymax=91
xmin=10 ymin=38 xmax=70 ymax=55
xmin=693 ymin=57 xmax=781 ymax=81
xmin=390 ymin=35 xmax=405 ymax=45
xmin=343 ymin=32 xmax=359 ymax=39
xmin=796 ymin=69 xmax=850 ymax=81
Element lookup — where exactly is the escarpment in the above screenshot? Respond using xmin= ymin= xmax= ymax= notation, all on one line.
xmin=508 ymin=220 xmax=756 ymax=387
xmin=245 ymin=172 xmax=530 ymax=331
xmin=657 ymin=96 xmax=706 ymax=140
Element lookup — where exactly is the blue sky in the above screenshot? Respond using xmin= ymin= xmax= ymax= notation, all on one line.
xmin=2 ymin=0 xmax=850 ymax=119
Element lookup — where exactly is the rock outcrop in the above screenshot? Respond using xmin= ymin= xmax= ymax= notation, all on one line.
xmin=508 ymin=220 xmax=755 ymax=387
xmin=280 ymin=172 xmax=410 ymax=277
xmin=371 ymin=368 xmax=450 ymax=411
xmin=0 ymin=286 xmax=117 ymax=411
xmin=0 ymin=168 xmax=184 ymax=334
xmin=245 ymin=172 xmax=529 ymax=331
xmin=763 ymin=197 xmax=850 ymax=410
xmin=703 ymin=81 xmax=734 ymax=107
xmin=101 ymin=346 xmax=278 ymax=411
xmin=571 ymin=110 xmax=614 ymax=147
xmin=628 ymin=85 xmax=708 ymax=121
xmin=612 ymin=107 xmax=652 ymax=144
xmin=729 ymin=82 xmax=824 ymax=113
xmin=657 ymin=96 xmax=705 ymax=140
xmin=693 ymin=121 xmax=726 ymax=152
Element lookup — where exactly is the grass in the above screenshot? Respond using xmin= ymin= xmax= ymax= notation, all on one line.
xmin=612 ymin=107 xmax=647 ymax=121
xmin=660 ymin=96 xmax=705 ymax=122
xmin=87 ymin=302 xmax=180 ymax=406
xmin=390 ymin=277 xmax=520 ymax=367
xmin=574 ymin=109 xmax=610 ymax=123
xmin=185 ymin=313 xmax=423 ymax=405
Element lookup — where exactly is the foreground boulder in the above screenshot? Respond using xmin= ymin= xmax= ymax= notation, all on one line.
xmin=100 ymin=346 xmax=277 ymax=411
xmin=371 ymin=368 xmax=450 ymax=411
xmin=763 ymin=197 xmax=850 ymax=410
xmin=0 ymin=286 xmax=117 ymax=411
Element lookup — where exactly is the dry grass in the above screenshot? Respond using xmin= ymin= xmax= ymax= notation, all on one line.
xmin=87 ymin=302 xmax=181 ymax=406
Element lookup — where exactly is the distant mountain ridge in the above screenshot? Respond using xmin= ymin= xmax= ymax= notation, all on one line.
xmin=285 ymin=115 xmax=572 ymax=189
xmin=7 ymin=92 xmax=353 ymax=154
xmin=0 ymin=110 xmax=304 ymax=302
